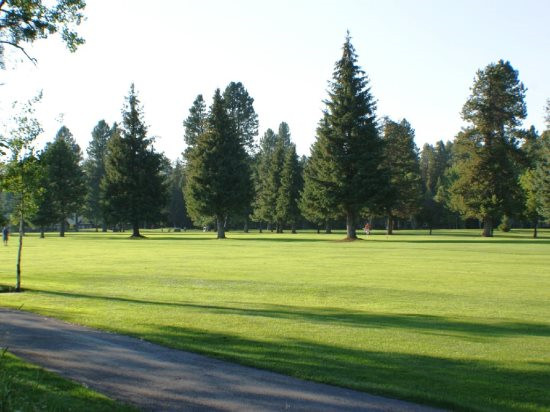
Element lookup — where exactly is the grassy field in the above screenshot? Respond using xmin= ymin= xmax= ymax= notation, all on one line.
xmin=0 ymin=229 xmax=549 ymax=411
xmin=0 ymin=350 xmax=136 ymax=411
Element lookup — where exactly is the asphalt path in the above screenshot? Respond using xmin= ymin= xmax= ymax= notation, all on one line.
xmin=0 ymin=308 xmax=442 ymax=411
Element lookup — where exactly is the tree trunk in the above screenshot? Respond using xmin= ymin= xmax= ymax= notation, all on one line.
xmin=429 ymin=224 xmax=432 ymax=236
xmin=482 ymin=216 xmax=493 ymax=237
xmin=387 ymin=215 xmax=394 ymax=235
xmin=259 ymin=221 xmax=263 ymax=233
xmin=217 ymin=217 xmax=225 ymax=239
xmin=16 ymin=214 xmax=23 ymax=292
xmin=317 ymin=226 xmax=320 ymax=234
xmin=346 ymin=211 xmax=357 ymax=239
xmin=132 ymin=222 xmax=141 ymax=238
xmin=40 ymin=227 xmax=45 ymax=238
xmin=291 ymin=222 xmax=296 ymax=234
xmin=59 ymin=219 xmax=66 ymax=237
xmin=325 ymin=220 xmax=331 ymax=234
xmin=74 ymin=214 xmax=79 ymax=232
xmin=244 ymin=217 xmax=249 ymax=233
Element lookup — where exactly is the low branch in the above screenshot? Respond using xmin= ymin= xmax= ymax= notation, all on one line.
xmin=0 ymin=40 xmax=37 ymax=65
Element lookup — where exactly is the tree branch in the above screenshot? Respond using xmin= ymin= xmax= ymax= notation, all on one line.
xmin=0 ymin=40 xmax=37 ymax=65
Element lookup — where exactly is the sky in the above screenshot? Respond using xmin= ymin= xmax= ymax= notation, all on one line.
xmin=1 ymin=0 xmax=549 ymax=161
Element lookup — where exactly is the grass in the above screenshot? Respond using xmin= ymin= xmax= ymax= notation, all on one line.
xmin=0 ymin=349 xmax=136 ymax=411
xmin=0 ymin=229 xmax=549 ymax=411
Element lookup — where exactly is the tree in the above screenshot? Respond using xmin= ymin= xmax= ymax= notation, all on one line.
xmin=223 ymin=81 xmax=259 ymax=153
xmin=252 ymin=128 xmax=278 ymax=230
xmin=83 ymin=120 xmax=112 ymax=231
xmin=184 ymin=89 xmax=251 ymax=239
xmin=536 ymin=102 xmax=550 ymax=221
xmin=183 ymin=94 xmax=207 ymax=152
xmin=304 ymin=34 xmax=384 ymax=239
xmin=102 ymin=84 xmax=167 ymax=237
xmin=449 ymin=60 xmax=527 ymax=237
xmin=276 ymin=143 xmax=302 ymax=233
xmin=165 ymin=159 xmax=189 ymax=229
xmin=0 ymin=93 xmax=42 ymax=292
xmin=380 ymin=118 xmax=422 ymax=234
xmin=40 ymin=126 xmax=86 ymax=236
xmin=0 ymin=0 xmax=85 ymax=67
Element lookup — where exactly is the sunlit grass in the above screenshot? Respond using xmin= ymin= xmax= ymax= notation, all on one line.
xmin=1 ymin=229 xmax=549 ymax=411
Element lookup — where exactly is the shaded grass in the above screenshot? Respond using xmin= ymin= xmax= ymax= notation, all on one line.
xmin=1 ymin=229 xmax=549 ymax=411
xmin=0 ymin=350 xmax=136 ymax=412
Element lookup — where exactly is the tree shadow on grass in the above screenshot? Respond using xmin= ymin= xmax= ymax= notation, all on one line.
xmin=27 ymin=289 xmax=550 ymax=339
xmin=142 ymin=324 xmax=550 ymax=412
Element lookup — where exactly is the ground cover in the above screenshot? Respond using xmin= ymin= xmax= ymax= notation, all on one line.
xmin=0 ymin=350 xmax=136 ymax=411
xmin=1 ymin=229 xmax=549 ymax=411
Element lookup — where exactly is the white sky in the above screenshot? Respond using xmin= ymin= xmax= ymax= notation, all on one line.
xmin=1 ymin=0 xmax=549 ymax=160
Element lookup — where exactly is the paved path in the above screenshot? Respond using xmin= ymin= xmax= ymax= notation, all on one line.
xmin=0 ymin=308 xmax=441 ymax=411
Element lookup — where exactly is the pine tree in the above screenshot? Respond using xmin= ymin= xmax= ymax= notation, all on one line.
xmin=252 ymin=128 xmax=278 ymax=230
xmin=449 ymin=60 xmax=527 ymax=237
xmin=165 ymin=160 xmax=190 ymax=229
xmin=184 ymin=89 xmax=252 ymax=239
xmin=40 ymin=126 xmax=86 ymax=237
xmin=102 ymin=84 xmax=167 ymax=237
xmin=304 ymin=34 xmax=384 ymax=239
xmin=183 ymin=94 xmax=207 ymax=151
xmin=83 ymin=120 xmax=112 ymax=231
xmin=223 ymin=82 xmax=259 ymax=153
xmin=380 ymin=118 xmax=422 ymax=234
xmin=536 ymin=102 xmax=550 ymax=221
xmin=276 ymin=143 xmax=302 ymax=233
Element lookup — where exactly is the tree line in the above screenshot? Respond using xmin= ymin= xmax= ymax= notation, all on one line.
xmin=2 ymin=35 xmax=550 ymax=241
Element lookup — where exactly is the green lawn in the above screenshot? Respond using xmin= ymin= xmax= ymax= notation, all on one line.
xmin=1 ymin=229 xmax=549 ymax=411
xmin=0 ymin=350 xmax=136 ymax=411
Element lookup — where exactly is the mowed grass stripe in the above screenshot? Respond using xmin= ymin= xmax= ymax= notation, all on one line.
xmin=1 ymin=229 xmax=549 ymax=411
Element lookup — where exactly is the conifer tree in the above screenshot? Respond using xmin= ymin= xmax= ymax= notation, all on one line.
xmin=276 ymin=143 xmax=302 ymax=233
xmin=449 ymin=60 xmax=527 ymax=236
xmin=304 ymin=34 xmax=384 ymax=239
xmin=102 ymin=84 xmax=167 ymax=237
xmin=83 ymin=120 xmax=112 ymax=231
xmin=223 ymin=82 xmax=259 ymax=153
xmin=183 ymin=94 xmax=207 ymax=151
xmin=252 ymin=128 xmax=278 ymax=230
xmin=380 ymin=118 xmax=422 ymax=234
xmin=40 ymin=126 xmax=86 ymax=237
xmin=536 ymin=101 xmax=550 ymax=220
xmin=184 ymin=89 xmax=251 ymax=239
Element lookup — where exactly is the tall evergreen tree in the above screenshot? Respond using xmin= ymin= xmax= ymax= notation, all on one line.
xmin=223 ymin=81 xmax=259 ymax=153
xmin=184 ymin=89 xmax=252 ymax=239
xmin=102 ymin=84 xmax=167 ymax=237
xmin=276 ymin=143 xmax=302 ymax=233
xmin=83 ymin=120 xmax=112 ymax=231
xmin=252 ymin=128 xmax=278 ymax=230
xmin=183 ymin=94 xmax=207 ymax=151
xmin=536 ymin=101 xmax=550 ymax=221
xmin=304 ymin=34 xmax=384 ymax=239
xmin=380 ymin=118 xmax=422 ymax=234
xmin=40 ymin=126 xmax=86 ymax=237
xmin=165 ymin=159 xmax=190 ymax=229
xmin=449 ymin=60 xmax=527 ymax=236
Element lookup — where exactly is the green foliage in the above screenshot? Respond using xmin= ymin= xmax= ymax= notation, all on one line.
xmin=184 ymin=89 xmax=252 ymax=238
xmin=102 ymin=84 xmax=167 ymax=237
xmin=275 ymin=143 xmax=302 ymax=232
xmin=304 ymin=34 xmax=384 ymax=238
xmin=183 ymin=94 xmax=206 ymax=150
xmin=449 ymin=60 xmax=527 ymax=236
xmin=39 ymin=125 xmax=86 ymax=236
xmin=0 ymin=0 xmax=86 ymax=66
xmin=536 ymin=131 xmax=550 ymax=220
xmin=223 ymin=81 xmax=259 ymax=153
xmin=498 ymin=215 xmax=511 ymax=232
xmin=252 ymin=128 xmax=278 ymax=226
xmin=164 ymin=159 xmax=190 ymax=228
xmin=83 ymin=120 xmax=113 ymax=230
xmin=380 ymin=118 xmax=422 ymax=231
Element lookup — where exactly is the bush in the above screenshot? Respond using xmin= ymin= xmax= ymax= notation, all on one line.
xmin=498 ymin=215 xmax=511 ymax=232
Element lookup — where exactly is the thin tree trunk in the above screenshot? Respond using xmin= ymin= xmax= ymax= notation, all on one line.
xmin=244 ymin=217 xmax=249 ymax=233
xmin=482 ymin=216 xmax=493 ymax=237
xmin=216 ymin=216 xmax=225 ymax=239
xmin=16 ymin=214 xmax=23 ymax=292
xmin=40 ymin=227 xmax=45 ymax=238
xmin=59 ymin=218 xmax=66 ymax=237
xmin=533 ymin=221 xmax=538 ymax=239
xmin=325 ymin=220 xmax=331 ymax=234
xmin=346 ymin=211 xmax=357 ymax=239
xmin=291 ymin=222 xmax=296 ymax=234
xmin=317 ymin=226 xmax=320 ymax=234
xmin=429 ymin=224 xmax=432 ymax=236
xmin=259 ymin=221 xmax=263 ymax=233
xmin=387 ymin=215 xmax=394 ymax=235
